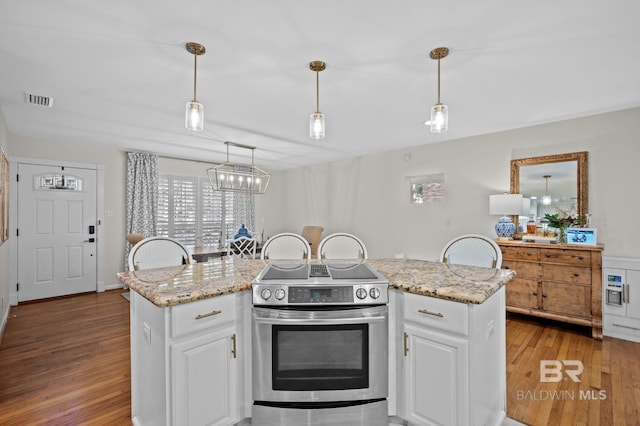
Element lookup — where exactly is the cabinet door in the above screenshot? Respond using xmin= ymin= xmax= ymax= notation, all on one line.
xmin=172 ymin=327 xmax=238 ymax=426
xmin=627 ymin=270 xmax=640 ymax=321
xmin=505 ymin=278 xmax=539 ymax=310
xmin=402 ymin=324 xmax=468 ymax=426
xmin=542 ymin=282 xmax=591 ymax=318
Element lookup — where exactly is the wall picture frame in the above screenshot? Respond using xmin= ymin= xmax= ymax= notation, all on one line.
xmin=565 ymin=228 xmax=597 ymax=245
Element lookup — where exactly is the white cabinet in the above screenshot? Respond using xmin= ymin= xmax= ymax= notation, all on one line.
xmin=393 ymin=289 xmax=506 ymax=426
xmin=130 ymin=291 xmax=249 ymax=426
xmin=603 ymin=257 xmax=640 ymax=342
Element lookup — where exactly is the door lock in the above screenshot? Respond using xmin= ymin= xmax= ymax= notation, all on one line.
xmin=84 ymin=238 xmax=95 ymax=243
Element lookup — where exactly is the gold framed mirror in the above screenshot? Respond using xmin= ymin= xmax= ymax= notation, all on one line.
xmin=510 ymin=151 xmax=588 ymax=230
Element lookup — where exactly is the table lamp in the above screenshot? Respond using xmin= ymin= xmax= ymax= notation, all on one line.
xmin=489 ymin=194 xmax=523 ymax=240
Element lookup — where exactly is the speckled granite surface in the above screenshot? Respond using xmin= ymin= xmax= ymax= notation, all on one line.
xmin=367 ymin=258 xmax=514 ymax=304
xmin=117 ymin=258 xmax=515 ymax=307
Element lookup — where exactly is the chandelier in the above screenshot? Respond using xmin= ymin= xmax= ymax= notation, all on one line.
xmin=207 ymin=142 xmax=271 ymax=194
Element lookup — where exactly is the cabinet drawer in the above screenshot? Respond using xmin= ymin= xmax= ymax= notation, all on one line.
xmin=501 ymin=246 xmax=538 ymax=261
xmin=171 ymin=293 xmax=237 ymax=338
xmin=540 ymin=248 xmax=591 ymax=266
xmin=541 ymin=264 xmax=591 ymax=284
xmin=502 ymin=260 xmax=539 ymax=279
xmin=403 ymin=292 xmax=468 ymax=335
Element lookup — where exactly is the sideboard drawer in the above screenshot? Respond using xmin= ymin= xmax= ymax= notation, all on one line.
xmin=403 ymin=292 xmax=468 ymax=335
xmin=171 ymin=293 xmax=237 ymax=338
xmin=541 ymin=264 xmax=591 ymax=284
xmin=501 ymin=246 xmax=538 ymax=261
xmin=502 ymin=260 xmax=539 ymax=279
xmin=540 ymin=248 xmax=591 ymax=266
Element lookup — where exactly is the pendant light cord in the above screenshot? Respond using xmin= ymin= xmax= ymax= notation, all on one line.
xmin=437 ymin=58 xmax=441 ymax=105
xmin=315 ymin=70 xmax=320 ymax=113
xmin=193 ymin=52 xmax=198 ymax=102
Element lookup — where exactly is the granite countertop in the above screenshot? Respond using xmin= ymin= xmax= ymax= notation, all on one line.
xmin=117 ymin=258 xmax=515 ymax=307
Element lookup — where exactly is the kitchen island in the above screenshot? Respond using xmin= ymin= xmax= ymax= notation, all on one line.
xmin=118 ymin=258 xmax=514 ymax=426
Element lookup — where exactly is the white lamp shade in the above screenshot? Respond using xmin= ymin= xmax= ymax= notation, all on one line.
xmin=430 ymin=104 xmax=448 ymax=133
xmin=489 ymin=194 xmax=523 ymax=215
xmin=185 ymin=101 xmax=204 ymax=131
xmin=310 ymin=112 xmax=325 ymax=139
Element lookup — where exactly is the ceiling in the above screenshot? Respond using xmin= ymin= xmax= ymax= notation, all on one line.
xmin=1 ymin=1 xmax=639 ymax=171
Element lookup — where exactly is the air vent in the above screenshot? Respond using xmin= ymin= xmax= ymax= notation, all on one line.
xmin=24 ymin=92 xmax=54 ymax=108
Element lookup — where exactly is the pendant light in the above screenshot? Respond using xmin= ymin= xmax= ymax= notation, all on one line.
xmin=185 ymin=42 xmax=206 ymax=131
xmin=309 ymin=60 xmax=326 ymax=139
xmin=425 ymin=47 xmax=449 ymax=133
xmin=542 ymin=175 xmax=552 ymax=205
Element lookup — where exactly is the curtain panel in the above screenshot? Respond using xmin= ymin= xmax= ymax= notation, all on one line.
xmin=125 ymin=152 xmax=158 ymax=269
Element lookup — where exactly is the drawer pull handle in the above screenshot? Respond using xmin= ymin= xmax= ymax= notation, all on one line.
xmin=573 ymin=273 xmax=580 ymax=277
xmin=545 ymin=253 xmax=551 ymax=258
xmin=578 ymin=256 xmax=584 ymax=260
xmin=195 ymin=309 xmax=222 ymax=320
xmin=532 ymin=291 xmax=538 ymax=296
xmin=231 ymin=334 xmax=237 ymax=359
xmin=403 ymin=332 xmax=409 ymax=357
xmin=543 ymin=293 xmax=548 ymax=298
xmin=418 ymin=309 xmax=444 ymax=318
xmin=527 ymin=252 xmax=533 ymax=256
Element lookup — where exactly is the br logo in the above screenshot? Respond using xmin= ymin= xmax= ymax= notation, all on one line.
xmin=540 ymin=360 xmax=584 ymax=382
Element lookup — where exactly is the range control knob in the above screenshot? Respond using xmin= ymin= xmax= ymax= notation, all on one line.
xmin=260 ymin=288 xmax=272 ymax=300
xmin=274 ymin=289 xmax=286 ymax=300
xmin=356 ymin=288 xmax=368 ymax=300
xmin=369 ymin=288 xmax=381 ymax=299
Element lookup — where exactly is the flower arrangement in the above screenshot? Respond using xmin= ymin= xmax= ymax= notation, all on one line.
xmin=544 ymin=209 xmax=585 ymax=243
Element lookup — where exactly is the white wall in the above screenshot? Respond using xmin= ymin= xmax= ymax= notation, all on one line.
xmin=0 ymin=107 xmax=10 ymax=333
xmin=5 ymin=107 xmax=639 ymax=302
xmin=257 ymin=108 xmax=640 ymax=260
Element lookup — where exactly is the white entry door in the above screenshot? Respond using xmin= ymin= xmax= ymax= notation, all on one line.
xmin=18 ymin=163 xmax=97 ymax=301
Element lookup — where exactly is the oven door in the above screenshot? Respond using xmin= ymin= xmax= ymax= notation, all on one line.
xmin=252 ymin=305 xmax=388 ymax=403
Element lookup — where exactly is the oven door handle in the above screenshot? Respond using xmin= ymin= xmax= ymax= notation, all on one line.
xmin=253 ymin=315 xmax=387 ymax=326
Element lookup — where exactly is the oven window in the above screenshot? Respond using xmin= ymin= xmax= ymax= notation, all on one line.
xmin=272 ymin=324 xmax=368 ymax=391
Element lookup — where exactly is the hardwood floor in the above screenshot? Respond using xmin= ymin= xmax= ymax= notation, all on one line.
xmin=1 ymin=292 xmax=639 ymax=425
xmin=0 ymin=290 xmax=131 ymax=425
xmin=506 ymin=313 xmax=640 ymax=426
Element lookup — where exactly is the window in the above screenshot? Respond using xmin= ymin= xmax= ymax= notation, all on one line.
xmin=157 ymin=174 xmax=244 ymax=247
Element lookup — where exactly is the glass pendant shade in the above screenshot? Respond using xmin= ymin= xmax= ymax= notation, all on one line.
xmin=542 ymin=194 xmax=552 ymax=205
xmin=310 ymin=112 xmax=325 ymax=139
xmin=430 ymin=104 xmax=448 ymax=133
xmin=185 ymin=101 xmax=204 ymax=131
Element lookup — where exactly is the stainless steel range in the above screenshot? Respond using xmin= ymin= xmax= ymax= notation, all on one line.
xmin=251 ymin=262 xmax=389 ymax=426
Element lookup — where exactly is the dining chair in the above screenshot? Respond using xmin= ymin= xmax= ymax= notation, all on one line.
xmin=227 ymin=236 xmax=257 ymax=259
xmin=317 ymin=232 xmax=368 ymax=261
xmin=440 ymin=234 xmax=502 ymax=268
xmin=301 ymin=225 xmax=324 ymax=257
xmin=128 ymin=236 xmax=194 ymax=271
xmin=260 ymin=233 xmax=311 ymax=262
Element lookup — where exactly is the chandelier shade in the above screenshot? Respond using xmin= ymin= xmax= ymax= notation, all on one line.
xmin=207 ymin=142 xmax=271 ymax=194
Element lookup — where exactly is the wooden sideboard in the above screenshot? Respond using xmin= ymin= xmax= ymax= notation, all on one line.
xmin=497 ymin=240 xmax=604 ymax=339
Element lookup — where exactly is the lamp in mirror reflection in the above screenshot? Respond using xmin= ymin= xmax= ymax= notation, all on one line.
xmin=425 ymin=47 xmax=449 ymax=133
xmin=309 ymin=61 xmax=326 ymax=139
xmin=185 ymin=42 xmax=205 ymax=131
xmin=489 ymin=193 xmax=523 ymax=240
xmin=542 ymin=175 xmax=552 ymax=205
xmin=208 ymin=142 xmax=271 ymax=194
